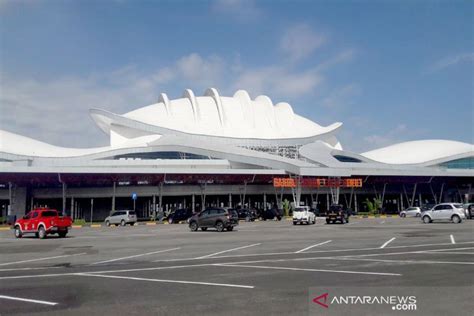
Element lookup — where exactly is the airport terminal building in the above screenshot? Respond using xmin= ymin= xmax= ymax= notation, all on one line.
xmin=1 ymin=88 xmax=473 ymax=221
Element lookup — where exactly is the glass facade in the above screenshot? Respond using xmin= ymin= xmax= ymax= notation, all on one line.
xmin=438 ymin=157 xmax=474 ymax=169
xmin=333 ymin=155 xmax=362 ymax=163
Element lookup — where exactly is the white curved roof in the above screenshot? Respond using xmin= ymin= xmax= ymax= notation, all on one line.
xmin=0 ymin=129 xmax=159 ymax=158
xmin=361 ymin=140 xmax=474 ymax=164
xmin=100 ymin=89 xmax=341 ymax=140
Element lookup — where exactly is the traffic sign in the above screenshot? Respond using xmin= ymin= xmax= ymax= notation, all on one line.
xmin=132 ymin=193 xmax=137 ymax=200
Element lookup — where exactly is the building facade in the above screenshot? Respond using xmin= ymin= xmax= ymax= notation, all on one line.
xmin=1 ymin=88 xmax=473 ymax=220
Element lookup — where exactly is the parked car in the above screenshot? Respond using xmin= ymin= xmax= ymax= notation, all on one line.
xmin=167 ymin=208 xmax=193 ymax=224
xmin=293 ymin=206 xmax=316 ymax=225
xmin=14 ymin=208 xmax=72 ymax=239
xmin=400 ymin=207 xmax=422 ymax=218
xmin=104 ymin=210 xmax=137 ymax=226
xmin=257 ymin=208 xmax=282 ymax=221
xmin=421 ymin=203 xmax=466 ymax=224
xmin=326 ymin=204 xmax=350 ymax=224
xmin=188 ymin=207 xmax=239 ymax=232
xmin=462 ymin=203 xmax=474 ymax=219
xmin=235 ymin=208 xmax=257 ymax=221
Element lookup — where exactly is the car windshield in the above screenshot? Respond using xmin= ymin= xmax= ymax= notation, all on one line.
xmin=294 ymin=208 xmax=307 ymax=212
xmin=453 ymin=204 xmax=463 ymax=208
xmin=128 ymin=211 xmax=136 ymax=215
xmin=42 ymin=211 xmax=58 ymax=217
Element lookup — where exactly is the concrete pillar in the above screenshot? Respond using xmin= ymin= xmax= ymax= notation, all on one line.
xmin=70 ymin=197 xmax=75 ymax=220
xmin=263 ymin=193 xmax=267 ymax=210
xmin=9 ymin=185 xmax=27 ymax=218
xmin=112 ymin=182 xmax=116 ymax=212
xmin=8 ymin=182 xmax=12 ymax=216
xmin=326 ymin=193 xmax=329 ymax=210
xmin=192 ymin=194 xmax=195 ymax=212
xmin=62 ymin=182 xmax=67 ymax=216
xmin=152 ymin=194 xmax=156 ymax=219
xmin=228 ymin=193 xmax=232 ymax=208
xmin=419 ymin=193 xmax=422 ymax=207
xmin=400 ymin=192 xmax=404 ymax=210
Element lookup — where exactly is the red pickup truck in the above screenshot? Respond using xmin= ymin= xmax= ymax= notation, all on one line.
xmin=14 ymin=208 xmax=72 ymax=239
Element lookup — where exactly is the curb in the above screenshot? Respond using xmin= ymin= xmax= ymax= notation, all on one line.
xmin=0 ymin=227 xmax=11 ymax=231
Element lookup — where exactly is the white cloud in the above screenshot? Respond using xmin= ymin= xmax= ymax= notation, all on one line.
xmin=211 ymin=0 xmax=262 ymax=21
xmin=280 ymin=24 xmax=325 ymax=62
xmin=232 ymin=66 xmax=323 ymax=97
xmin=321 ymin=84 xmax=360 ymax=108
xmin=363 ymin=124 xmax=408 ymax=149
xmin=428 ymin=52 xmax=474 ymax=72
xmin=0 ymin=44 xmax=355 ymax=148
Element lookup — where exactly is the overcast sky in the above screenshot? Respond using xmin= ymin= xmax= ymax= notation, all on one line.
xmin=0 ymin=0 xmax=472 ymax=152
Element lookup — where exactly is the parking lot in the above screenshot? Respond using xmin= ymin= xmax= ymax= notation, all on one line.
xmin=0 ymin=217 xmax=473 ymax=315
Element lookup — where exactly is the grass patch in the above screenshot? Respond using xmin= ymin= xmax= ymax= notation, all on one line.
xmin=73 ymin=219 xmax=87 ymax=225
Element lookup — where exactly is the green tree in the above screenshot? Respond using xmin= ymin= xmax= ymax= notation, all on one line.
xmin=282 ymin=199 xmax=290 ymax=217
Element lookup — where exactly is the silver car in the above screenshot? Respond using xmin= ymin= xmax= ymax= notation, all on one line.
xmin=421 ymin=203 xmax=466 ymax=224
xmin=105 ymin=210 xmax=137 ymax=226
xmin=400 ymin=207 xmax=422 ymax=218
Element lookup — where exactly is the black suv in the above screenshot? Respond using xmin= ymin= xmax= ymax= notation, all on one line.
xmin=188 ymin=207 xmax=239 ymax=232
xmin=326 ymin=204 xmax=349 ymax=224
xmin=235 ymin=208 xmax=257 ymax=222
xmin=167 ymin=208 xmax=193 ymax=224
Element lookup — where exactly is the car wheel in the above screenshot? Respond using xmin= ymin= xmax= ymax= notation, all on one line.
xmin=422 ymin=216 xmax=431 ymax=224
xmin=120 ymin=220 xmax=125 ymax=226
xmin=201 ymin=227 xmax=207 ymax=231
xmin=415 ymin=213 xmax=421 ymax=217
xmin=293 ymin=222 xmax=297 ymax=225
xmin=227 ymin=226 xmax=234 ymax=231
xmin=189 ymin=221 xmax=198 ymax=231
xmin=105 ymin=220 xmax=110 ymax=227
xmin=452 ymin=215 xmax=461 ymax=224
xmin=168 ymin=218 xmax=173 ymax=224
xmin=58 ymin=231 xmax=67 ymax=238
xmin=115 ymin=224 xmax=119 ymax=227
xmin=130 ymin=222 xmax=135 ymax=226
xmin=346 ymin=217 xmax=349 ymax=223
xmin=216 ymin=221 xmax=224 ymax=232
xmin=14 ymin=226 xmax=22 ymax=238
xmin=326 ymin=219 xmax=330 ymax=224
xmin=38 ymin=226 xmax=46 ymax=239
xmin=400 ymin=213 xmax=406 ymax=218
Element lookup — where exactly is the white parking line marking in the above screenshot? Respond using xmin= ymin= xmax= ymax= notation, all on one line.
xmin=0 ymin=266 xmax=63 ymax=272
xmin=92 ymin=248 xmax=180 ymax=265
xmin=450 ymin=235 xmax=456 ymax=244
xmin=195 ymin=243 xmax=261 ymax=259
xmin=214 ymin=264 xmax=401 ymax=276
xmin=425 ymin=247 xmax=474 ymax=252
xmin=0 ymin=253 xmax=86 ymax=267
xmin=76 ymin=273 xmax=254 ymax=289
xmin=295 ymin=240 xmax=332 ymax=253
xmin=1 ymin=244 xmax=472 ymax=281
xmin=0 ymin=295 xmax=58 ymax=306
xmin=310 ymin=257 xmax=474 ymax=265
xmin=421 ymin=251 xmax=474 ymax=255
xmin=154 ymin=241 xmax=474 ymax=263
xmin=380 ymin=237 xmax=396 ymax=249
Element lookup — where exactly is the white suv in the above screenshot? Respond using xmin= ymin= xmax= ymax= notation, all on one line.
xmin=293 ymin=206 xmax=316 ymax=225
xmin=421 ymin=203 xmax=466 ymax=224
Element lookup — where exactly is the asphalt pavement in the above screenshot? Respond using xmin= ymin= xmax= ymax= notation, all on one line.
xmin=0 ymin=217 xmax=473 ymax=315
